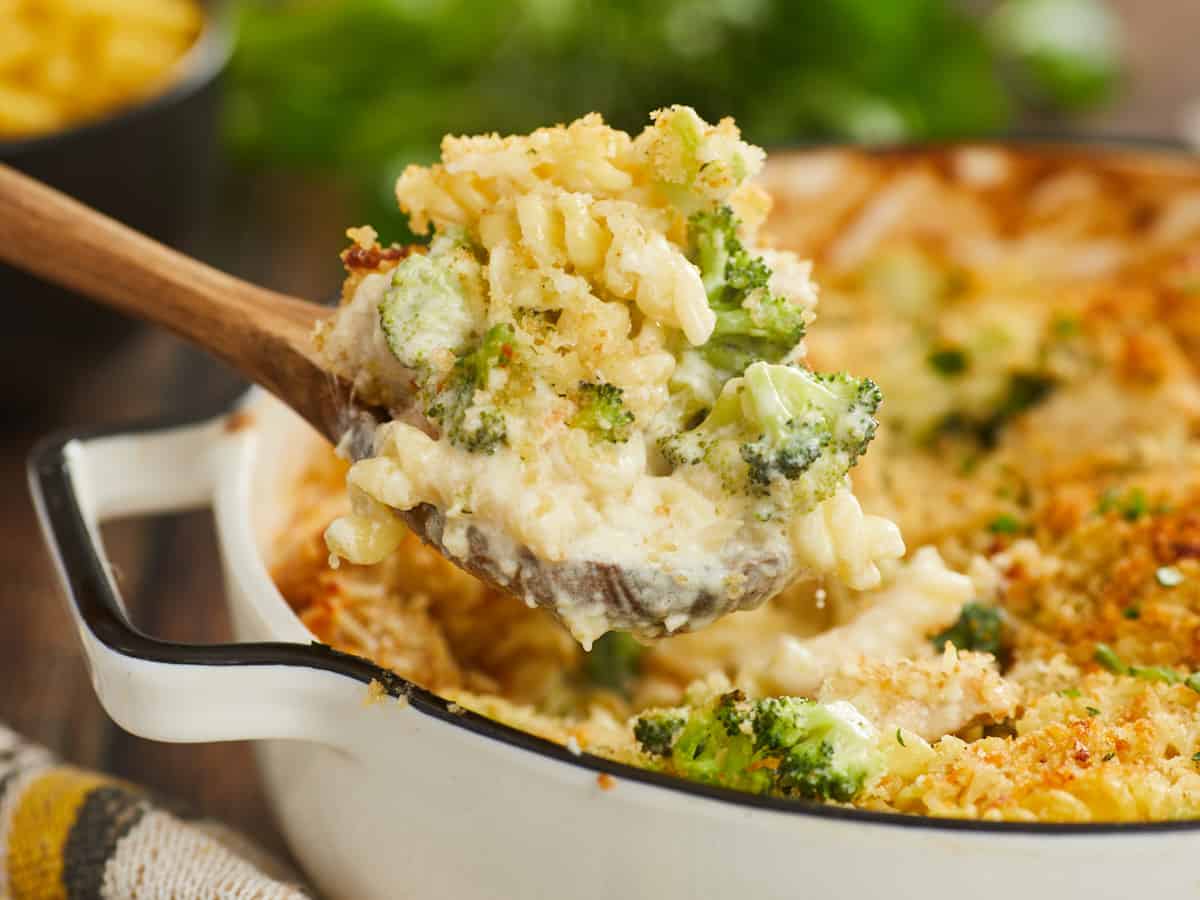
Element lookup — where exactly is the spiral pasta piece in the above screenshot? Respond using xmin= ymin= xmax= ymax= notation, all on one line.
xmin=790 ymin=488 xmax=905 ymax=592
xmin=479 ymin=190 xmax=714 ymax=345
xmin=396 ymin=108 xmax=766 ymax=234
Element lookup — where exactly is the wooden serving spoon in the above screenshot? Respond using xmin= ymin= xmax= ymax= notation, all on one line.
xmin=0 ymin=163 xmax=355 ymax=442
xmin=0 ymin=163 xmax=792 ymax=641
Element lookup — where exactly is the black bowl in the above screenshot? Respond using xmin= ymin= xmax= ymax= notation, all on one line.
xmin=0 ymin=5 xmax=231 ymax=424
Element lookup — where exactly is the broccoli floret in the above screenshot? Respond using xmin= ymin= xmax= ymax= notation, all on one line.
xmin=582 ymin=632 xmax=644 ymax=695
xmin=669 ymin=696 xmax=768 ymax=791
xmin=633 ymin=711 xmax=686 ymax=757
xmin=633 ymin=692 xmax=881 ymax=802
xmin=931 ymin=603 xmax=1007 ymax=659
xmin=569 ymin=382 xmax=635 ymax=444
xmin=702 ymin=299 xmax=810 ymax=377
xmin=425 ymin=323 xmax=515 ymax=454
xmin=659 ymin=362 xmax=881 ymax=512
xmin=646 ymin=106 xmax=761 ymax=213
xmin=687 ymin=206 xmax=807 ymax=375
xmin=690 ymin=206 xmax=770 ymax=302
xmin=378 ymin=243 xmax=484 ymax=371
xmin=739 ymin=366 xmax=881 ymax=489
xmin=752 ymin=697 xmax=879 ymax=801
xmin=932 ymin=371 xmax=1056 ymax=448
xmin=713 ymin=689 xmax=748 ymax=736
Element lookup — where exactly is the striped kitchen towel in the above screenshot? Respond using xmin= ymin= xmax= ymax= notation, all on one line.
xmin=0 ymin=724 xmax=311 ymax=899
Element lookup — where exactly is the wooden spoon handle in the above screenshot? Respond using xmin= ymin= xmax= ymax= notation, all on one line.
xmin=0 ymin=163 xmax=344 ymax=438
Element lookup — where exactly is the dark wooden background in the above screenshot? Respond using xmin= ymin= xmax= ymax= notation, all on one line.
xmin=1 ymin=0 xmax=1197 ymax=872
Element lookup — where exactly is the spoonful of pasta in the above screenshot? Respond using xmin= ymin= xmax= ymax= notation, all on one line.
xmin=0 ymin=107 xmax=902 ymax=647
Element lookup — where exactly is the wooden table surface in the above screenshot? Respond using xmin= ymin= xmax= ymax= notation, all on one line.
xmin=1 ymin=1 xmax=1198 ymax=875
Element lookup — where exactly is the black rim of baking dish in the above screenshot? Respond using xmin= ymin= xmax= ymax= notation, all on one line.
xmin=0 ymin=0 xmax=231 ymax=158
xmin=28 ymin=138 xmax=1200 ymax=836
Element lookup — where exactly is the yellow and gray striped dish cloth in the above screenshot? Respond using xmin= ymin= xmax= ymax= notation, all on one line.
xmin=0 ymin=724 xmax=311 ymax=899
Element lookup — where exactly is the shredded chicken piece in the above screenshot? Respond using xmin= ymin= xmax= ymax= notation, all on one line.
xmin=818 ymin=646 xmax=1021 ymax=741
xmin=748 ymin=546 xmax=971 ymax=696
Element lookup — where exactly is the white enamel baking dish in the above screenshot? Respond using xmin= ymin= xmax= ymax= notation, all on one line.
xmin=30 ymin=139 xmax=1200 ymax=899
xmin=30 ymin=388 xmax=1200 ymax=900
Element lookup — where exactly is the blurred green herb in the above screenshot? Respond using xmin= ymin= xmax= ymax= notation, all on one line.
xmin=1093 ymin=643 xmax=1127 ymax=674
xmin=1097 ymin=486 xmax=1149 ymax=521
xmin=987 ymin=513 xmax=1022 ymax=535
xmin=988 ymin=0 xmax=1122 ymax=110
xmin=582 ymin=631 xmax=644 ymax=695
xmin=931 ymin=602 xmax=1007 ymax=659
xmin=928 ymin=346 xmax=968 ymax=377
xmin=224 ymin=0 xmax=1120 ymax=237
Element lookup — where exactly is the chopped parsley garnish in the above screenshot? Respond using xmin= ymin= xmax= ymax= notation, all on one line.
xmin=1097 ymin=487 xmax=1148 ymax=522
xmin=987 ymin=514 xmax=1022 ymax=535
xmin=1122 ymin=605 xmax=1141 ymax=620
xmin=1052 ymin=316 xmax=1081 ymax=338
xmin=928 ymin=347 xmax=968 ymax=377
xmin=1102 ymin=752 xmax=1115 ymax=762
xmin=1128 ymin=665 xmax=1182 ymax=684
xmin=1156 ymin=566 xmax=1185 ymax=588
xmin=1060 ymin=687 xmax=1081 ymax=698
xmin=1123 ymin=489 xmax=1148 ymax=521
xmin=896 ymin=728 xmax=906 ymax=747
xmin=1085 ymin=706 xmax=1101 ymax=717
xmin=1094 ymin=643 xmax=1200 ymax=689
xmin=1193 ymin=751 xmax=1200 ymax=763
xmin=1094 ymin=643 xmax=1127 ymax=675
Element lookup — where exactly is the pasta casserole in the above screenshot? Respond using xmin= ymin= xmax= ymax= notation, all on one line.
xmin=276 ymin=125 xmax=1200 ymax=822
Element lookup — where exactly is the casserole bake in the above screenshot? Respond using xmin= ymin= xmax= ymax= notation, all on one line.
xmin=283 ymin=137 xmax=1200 ymax=821
xmin=31 ymin=142 xmax=1200 ymax=900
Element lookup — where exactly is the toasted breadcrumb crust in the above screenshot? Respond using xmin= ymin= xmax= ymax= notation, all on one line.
xmin=336 ymin=231 xmax=417 ymax=302
xmin=817 ymin=647 xmax=1021 ymax=742
xmin=277 ymin=147 xmax=1200 ymax=821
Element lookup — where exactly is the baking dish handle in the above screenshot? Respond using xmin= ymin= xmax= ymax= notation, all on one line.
xmin=28 ymin=416 xmax=394 ymax=752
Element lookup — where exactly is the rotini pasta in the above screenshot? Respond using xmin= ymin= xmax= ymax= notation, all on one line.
xmin=481 ymin=190 xmax=714 ymax=345
xmin=317 ymin=106 xmax=901 ymax=643
xmin=789 ymin=487 xmax=904 ymax=592
xmin=397 ymin=109 xmax=766 ymax=234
